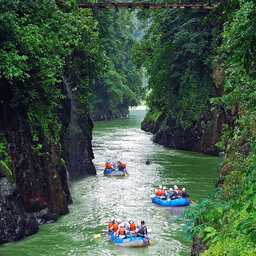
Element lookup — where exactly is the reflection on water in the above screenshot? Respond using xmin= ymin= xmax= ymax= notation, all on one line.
xmin=0 ymin=109 xmax=219 ymax=256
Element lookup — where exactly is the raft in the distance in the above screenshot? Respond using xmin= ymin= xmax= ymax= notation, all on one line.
xmin=108 ymin=233 xmax=150 ymax=247
xmin=104 ymin=168 xmax=128 ymax=176
xmin=152 ymin=197 xmax=190 ymax=207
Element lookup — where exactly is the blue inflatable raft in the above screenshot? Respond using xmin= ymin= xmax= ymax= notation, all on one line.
xmin=108 ymin=233 xmax=150 ymax=247
xmin=104 ymin=168 xmax=128 ymax=176
xmin=152 ymin=197 xmax=190 ymax=207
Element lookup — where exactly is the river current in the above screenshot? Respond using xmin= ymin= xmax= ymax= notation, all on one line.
xmin=0 ymin=109 xmax=219 ymax=256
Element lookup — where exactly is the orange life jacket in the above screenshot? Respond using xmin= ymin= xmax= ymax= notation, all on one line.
xmin=119 ymin=227 xmax=126 ymax=235
xmin=123 ymin=163 xmax=126 ymax=169
xmin=113 ymin=223 xmax=119 ymax=232
xmin=156 ymin=190 xmax=161 ymax=196
xmin=108 ymin=222 xmax=113 ymax=231
xmin=178 ymin=190 xmax=181 ymax=196
xmin=130 ymin=223 xmax=136 ymax=231
xmin=161 ymin=190 xmax=166 ymax=196
xmin=106 ymin=163 xmax=111 ymax=170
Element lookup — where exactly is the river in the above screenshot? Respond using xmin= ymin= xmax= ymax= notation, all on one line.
xmin=0 ymin=109 xmax=219 ymax=256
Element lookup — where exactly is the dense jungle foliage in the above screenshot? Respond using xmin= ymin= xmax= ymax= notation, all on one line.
xmin=90 ymin=9 xmax=144 ymax=119
xmin=133 ymin=8 xmax=216 ymax=130
xmin=184 ymin=1 xmax=256 ymax=255
xmin=0 ymin=0 xmax=142 ymax=178
xmin=134 ymin=0 xmax=256 ymax=254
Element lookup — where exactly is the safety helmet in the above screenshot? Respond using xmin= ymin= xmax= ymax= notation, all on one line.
xmin=174 ymin=185 xmax=178 ymax=190
xmin=163 ymin=186 xmax=166 ymax=190
xmin=120 ymin=223 xmax=125 ymax=227
xmin=117 ymin=219 xmax=121 ymax=223
xmin=169 ymin=188 xmax=173 ymax=191
xmin=107 ymin=160 xmax=110 ymax=164
xmin=110 ymin=217 xmax=115 ymax=222
xmin=127 ymin=217 xmax=131 ymax=223
xmin=159 ymin=185 xmax=162 ymax=189
xmin=182 ymin=188 xmax=186 ymax=191
xmin=130 ymin=220 xmax=134 ymax=224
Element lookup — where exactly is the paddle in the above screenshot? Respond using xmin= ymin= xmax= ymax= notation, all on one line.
xmin=188 ymin=198 xmax=196 ymax=205
xmin=94 ymin=231 xmax=108 ymax=239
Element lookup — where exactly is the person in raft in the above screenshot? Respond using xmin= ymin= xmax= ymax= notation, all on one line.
xmin=105 ymin=160 xmax=112 ymax=171
xmin=126 ymin=218 xmax=137 ymax=235
xmin=108 ymin=217 xmax=115 ymax=232
xmin=169 ymin=188 xmax=179 ymax=199
xmin=111 ymin=219 xmax=121 ymax=236
xmin=155 ymin=185 xmax=162 ymax=198
xmin=181 ymin=188 xmax=189 ymax=198
xmin=160 ymin=186 xmax=167 ymax=199
xmin=117 ymin=223 xmax=127 ymax=239
xmin=174 ymin=185 xmax=181 ymax=196
xmin=136 ymin=220 xmax=148 ymax=238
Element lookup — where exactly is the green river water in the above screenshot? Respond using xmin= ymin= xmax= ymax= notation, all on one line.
xmin=0 ymin=109 xmax=219 ymax=256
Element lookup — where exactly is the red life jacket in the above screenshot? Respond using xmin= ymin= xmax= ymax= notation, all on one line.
xmin=123 ymin=163 xmax=126 ymax=169
xmin=119 ymin=227 xmax=126 ymax=235
xmin=156 ymin=190 xmax=161 ymax=196
xmin=130 ymin=223 xmax=136 ymax=231
xmin=161 ymin=190 xmax=166 ymax=196
xmin=106 ymin=163 xmax=111 ymax=170
xmin=113 ymin=224 xmax=119 ymax=232
xmin=178 ymin=190 xmax=181 ymax=196
xmin=108 ymin=222 xmax=113 ymax=231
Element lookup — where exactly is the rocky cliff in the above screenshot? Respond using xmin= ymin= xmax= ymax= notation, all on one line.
xmin=141 ymin=68 xmax=231 ymax=156
xmin=0 ymin=81 xmax=96 ymax=245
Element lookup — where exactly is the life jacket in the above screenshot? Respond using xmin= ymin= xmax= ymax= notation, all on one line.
xmin=108 ymin=222 xmax=113 ymax=231
xmin=119 ymin=227 xmax=126 ymax=235
xmin=106 ymin=163 xmax=111 ymax=170
xmin=161 ymin=190 xmax=166 ymax=196
xmin=113 ymin=223 xmax=119 ymax=232
xmin=130 ymin=223 xmax=136 ymax=231
xmin=178 ymin=190 xmax=181 ymax=196
xmin=123 ymin=163 xmax=126 ymax=169
xmin=156 ymin=190 xmax=161 ymax=196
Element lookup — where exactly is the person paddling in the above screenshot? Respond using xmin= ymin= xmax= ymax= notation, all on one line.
xmin=136 ymin=220 xmax=148 ymax=238
xmin=117 ymin=223 xmax=127 ymax=239
xmin=108 ymin=217 xmax=115 ymax=232
xmin=181 ymin=188 xmax=189 ymax=198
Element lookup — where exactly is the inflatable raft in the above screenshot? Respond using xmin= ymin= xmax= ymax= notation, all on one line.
xmin=152 ymin=197 xmax=190 ymax=207
xmin=104 ymin=168 xmax=128 ymax=176
xmin=108 ymin=233 xmax=150 ymax=247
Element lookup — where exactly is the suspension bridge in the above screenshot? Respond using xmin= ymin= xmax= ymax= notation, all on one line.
xmin=78 ymin=1 xmax=220 ymax=10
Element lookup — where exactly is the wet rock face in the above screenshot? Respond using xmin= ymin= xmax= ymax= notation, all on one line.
xmin=0 ymin=106 xmax=71 ymax=244
xmin=141 ymin=108 xmax=225 ymax=156
xmin=0 ymin=178 xmax=38 ymax=244
xmin=59 ymin=83 xmax=96 ymax=181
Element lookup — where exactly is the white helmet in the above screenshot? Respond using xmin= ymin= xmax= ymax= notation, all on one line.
xmin=120 ymin=223 xmax=125 ymax=227
xmin=127 ymin=217 xmax=131 ymax=223
xmin=117 ymin=219 xmax=121 ymax=224
xmin=159 ymin=185 xmax=162 ymax=189
xmin=130 ymin=220 xmax=134 ymax=224
xmin=155 ymin=189 xmax=158 ymax=193
xmin=169 ymin=188 xmax=173 ymax=191
xmin=182 ymin=188 xmax=186 ymax=191
xmin=163 ymin=186 xmax=166 ymax=190
xmin=110 ymin=217 xmax=115 ymax=222
xmin=174 ymin=185 xmax=178 ymax=190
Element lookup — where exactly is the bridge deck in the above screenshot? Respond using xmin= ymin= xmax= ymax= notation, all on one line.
xmin=78 ymin=2 xmax=218 ymax=9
